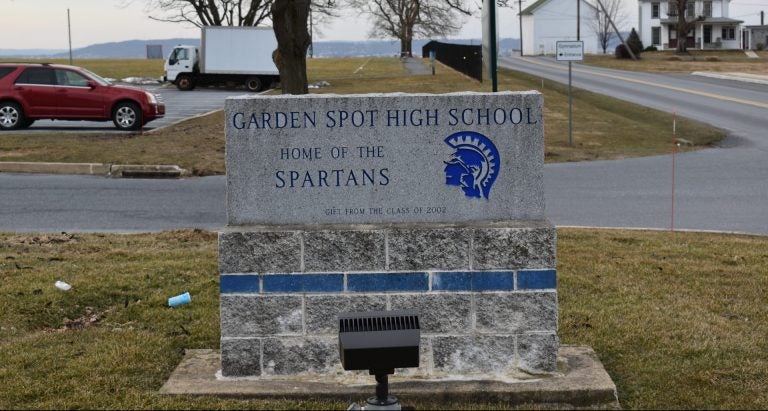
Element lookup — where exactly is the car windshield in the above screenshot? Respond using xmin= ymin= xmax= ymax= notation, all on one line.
xmin=79 ymin=68 xmax=112 ymax=86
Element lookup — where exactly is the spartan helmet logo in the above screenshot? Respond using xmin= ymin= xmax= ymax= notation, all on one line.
xmin=443 ymin=131 xmax=500 ymax=200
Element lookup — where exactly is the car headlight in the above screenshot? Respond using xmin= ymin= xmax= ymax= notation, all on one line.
xmin=145 ymin=91 xmax=158 ymax=104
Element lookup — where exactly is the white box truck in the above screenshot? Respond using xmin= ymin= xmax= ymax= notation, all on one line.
xmin=163 ymin=26 xmax=280 ymax=92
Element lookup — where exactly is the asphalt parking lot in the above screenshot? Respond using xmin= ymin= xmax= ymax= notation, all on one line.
xmin=17 ymin=84 xmax=258 ymax=133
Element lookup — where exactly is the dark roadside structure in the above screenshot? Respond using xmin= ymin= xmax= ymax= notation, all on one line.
xmin=422 ymin=41 xmax=482 ymax=82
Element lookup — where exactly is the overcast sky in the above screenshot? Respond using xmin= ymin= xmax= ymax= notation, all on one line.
xmin=1 ymin=0 xmax=766 ymax=49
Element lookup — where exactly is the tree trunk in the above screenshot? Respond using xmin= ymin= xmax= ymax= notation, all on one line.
xmin=675 ymin=2 xmax=688 ymax=53
xmin=272 ymin=0 xmax=311 ymax=94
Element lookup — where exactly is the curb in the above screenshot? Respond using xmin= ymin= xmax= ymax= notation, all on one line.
xmin=691 ymin=71 xmax=768 ymax=85
xmin=0 ymin=162 xmax=189 ymax=178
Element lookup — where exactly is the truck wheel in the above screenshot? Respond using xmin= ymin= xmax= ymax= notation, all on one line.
xmin=176 ymin=75 xmax=195 ymax=91
xmin=113 ymin=102 xmax=142 ymax=131
xmin=0 ymin=102 xmax=24 ymax=130
xmin=245 ymin=77 xmax=263 ymax=92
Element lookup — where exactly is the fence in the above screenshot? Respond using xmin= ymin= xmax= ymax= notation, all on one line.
xmin=421 ymin=41 xmax=482 ymax=82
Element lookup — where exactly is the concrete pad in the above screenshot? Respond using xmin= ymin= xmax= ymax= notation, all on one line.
xmin=160 ymin=345 xmax=619 ymax=408
xmin=109 ymin=164 xmax=188 ymax=178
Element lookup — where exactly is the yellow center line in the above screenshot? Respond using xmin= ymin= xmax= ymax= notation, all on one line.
xmin=515 ymin=57 xmax=768 ymax=110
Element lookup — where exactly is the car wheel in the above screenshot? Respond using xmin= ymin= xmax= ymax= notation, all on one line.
xmin=245 ymin=77 xmax=263 ymax=92
xmin=176 ymin=75 xmax=195 ymax=91
xmin=113 ymin=102 xmax=142 ymax=131
xmin=0 ymin=102 xmax=24 ymax=130
xmin=20 ymin=118 xmax=35 ymax=129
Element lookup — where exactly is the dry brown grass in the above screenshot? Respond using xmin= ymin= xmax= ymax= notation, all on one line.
xmin=1 ymin=228 xmax=767 ymax=409
xmin=585 ymin=50 xmax=768 ymax=74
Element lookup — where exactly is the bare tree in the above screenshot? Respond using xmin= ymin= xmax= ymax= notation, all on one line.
xmin=668 ymin=0 xmax=703 ymax=53
xmin=589 ymin=0 xmax=629 ymax=54
xmin=128 ymin=0 xmax=274 ymax=27
xmin=348 ymin=0 xmax=472 ymax=57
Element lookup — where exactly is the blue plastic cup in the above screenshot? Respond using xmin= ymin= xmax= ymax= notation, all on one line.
xmin=168 ymin=292 xmax=191 ymax=307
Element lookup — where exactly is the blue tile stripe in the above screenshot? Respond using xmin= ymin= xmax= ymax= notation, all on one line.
xmin=220 ymin=274 xmax=260 ymax=294
xmin=517 ymin=269 xmax=557 ymax=290
xmin=432 ymin=271 xmax=515 ymax=291
xmin=263 ymin=273 xmax=344 ymax=293
xmin=347 ymin=272 xmax=429 ymax=292
xmin=220 ymin=270 xmax=556 ymax=294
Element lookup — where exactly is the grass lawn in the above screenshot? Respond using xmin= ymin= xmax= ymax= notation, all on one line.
xmin=1 ymin=229 xmax=766 ymax=409
xmin=0 ymin=57 xmax=725 ymax=173
xmin=585 ymin=49 xmax=768 ymax=74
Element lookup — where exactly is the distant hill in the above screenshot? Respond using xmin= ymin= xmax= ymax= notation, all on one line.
xmin=0 ymin=49 xmax=68 ymax=58
xmin=1 ymin=37 xmax=521 ymax=59
xmin=51 ymin=38 xmax=200 ymax=59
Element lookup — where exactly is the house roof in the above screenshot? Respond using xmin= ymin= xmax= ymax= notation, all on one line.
xmin=520 ymin=0 xmax=548 ymax=15
xmin=660 ymin=17 xmax=743 ymax=24
xmin=521 ymin=0 xmax=598 ymax=16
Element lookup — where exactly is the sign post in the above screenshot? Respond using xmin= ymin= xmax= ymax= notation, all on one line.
xmin=482 ymin=0 xmax=498 ymax=91
xmin=556 ymin=41 xmax=583 ymax=147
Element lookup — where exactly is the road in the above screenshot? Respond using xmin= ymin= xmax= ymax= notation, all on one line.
xmin=500 ymin=56 xmax=768 ymax=235
xmin=499 ymin=56 xmax=768 ymax=150
xmin=1 ymin=58 xmax=766 ymax=235
xmin=0 ymin=173 xmax=224 ymax=233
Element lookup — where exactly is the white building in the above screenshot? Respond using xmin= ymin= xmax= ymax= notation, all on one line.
xmin=637 ymin=0 xmax=743 ymax=50
xmin=520 ymin=0 xmax=600 ymax=55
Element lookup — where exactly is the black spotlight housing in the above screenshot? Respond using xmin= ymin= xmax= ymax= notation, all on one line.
xmin=338 ymin=310 xmax=421 ymax=410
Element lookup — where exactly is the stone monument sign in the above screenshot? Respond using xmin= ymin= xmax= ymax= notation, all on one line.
xmin=219 ymin=91 xmax=558 ymax=378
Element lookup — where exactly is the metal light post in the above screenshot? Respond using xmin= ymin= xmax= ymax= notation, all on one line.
xmin=490 ymin=0 xmax=498 ymax=92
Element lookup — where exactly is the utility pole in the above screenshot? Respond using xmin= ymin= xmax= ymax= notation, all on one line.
xmin=67 ymin=8 xmax=73 ymax=65
xmin=594 ymin=0 xmax=636 ymax=60
xmin=577 ymin=0 xmax=580 ymax=40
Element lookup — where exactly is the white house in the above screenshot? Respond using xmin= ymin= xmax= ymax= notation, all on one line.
xmin=520 ymin=0 xmax=600 ymax=55
xmin=637 ymin=0 xmax=743 ymax=50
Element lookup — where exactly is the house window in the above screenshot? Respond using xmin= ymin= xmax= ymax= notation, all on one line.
xmin=722 ymin=27 xmax=735 ymax=40
xmin=652 ymin=2 xmax=660 ymax=18
xmin=703 ymin=1 xmax=712 ymax=17
xmin=669 ymin=29 xmax=677 ymax=40
xmin=652 ymin=27 xmax=661 ymax=45
xmin=686 ymin=1 xmax=695 ymax=18
xmin=668 ymin=1 xmax=678 ymax=16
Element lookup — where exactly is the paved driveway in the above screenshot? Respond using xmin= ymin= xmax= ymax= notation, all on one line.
xmin=19 ymin=84 xmax=258 ymax=133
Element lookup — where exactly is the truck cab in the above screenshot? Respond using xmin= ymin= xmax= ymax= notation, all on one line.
xmin=164 ymin=46 xmax=199 ymax=90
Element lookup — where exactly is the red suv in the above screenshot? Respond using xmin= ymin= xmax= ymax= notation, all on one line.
xmin=0 ymin=63 xmax=165 ymax=131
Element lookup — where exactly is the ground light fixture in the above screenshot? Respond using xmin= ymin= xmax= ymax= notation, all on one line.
xmin=338 ymin=310 xmax=421 ymax=411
